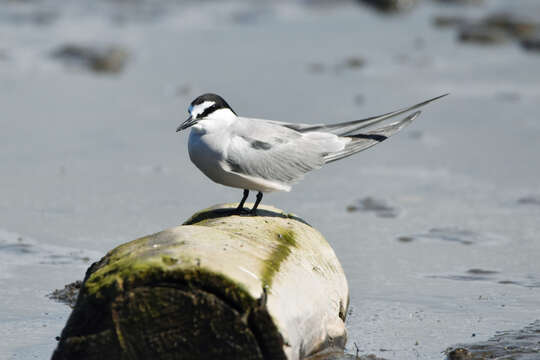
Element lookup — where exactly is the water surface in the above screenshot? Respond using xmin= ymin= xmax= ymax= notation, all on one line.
xmin=1 ymin=0 xmax=539 ymax=359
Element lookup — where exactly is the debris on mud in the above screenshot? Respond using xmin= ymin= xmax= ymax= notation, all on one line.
xmin=52 ymin=44 xmax=129 ymax=74
xmin=517 ymin=195 xmax=540 ymax=206
xmin=459 ymin=25 xmax=509 ymax=45
xmin=358 ymin=0 xmax=418 ymax=13
xmin=521 ymin=36 xmax=540 ymax=52
xmin=48 ymin=281 xmax=82 ymax=308
xmin=402 ymin=227 xmax=507 ymax=246
xmin=445 ymin=320 xmax=540 ymax=360
xmin=427 ymin=268 xmax=540 ymax=289
xmin=347 ymin=197 xmax=399 ymax=218
xmin=433 ymin=9 xmax=540 ymax=51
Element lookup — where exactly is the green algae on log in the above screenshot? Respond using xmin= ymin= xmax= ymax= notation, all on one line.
xmin=52 ymin=203 xmax=349 ymax=360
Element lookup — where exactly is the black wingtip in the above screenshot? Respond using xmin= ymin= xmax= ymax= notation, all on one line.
xmin=420 ymin=93 xmax=449 ymax=106
xmin=349 ymin=133 xmax=388 ymax=142
xmin=436 ymin=93 xmax=450 ymax=100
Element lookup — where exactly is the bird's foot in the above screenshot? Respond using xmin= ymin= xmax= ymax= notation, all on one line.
xmin=235 ymin=206 xmax=250 ymax=215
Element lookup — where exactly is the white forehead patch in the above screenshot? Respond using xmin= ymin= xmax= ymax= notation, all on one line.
xmin=189 ymin=101 xmax=215 ymax=118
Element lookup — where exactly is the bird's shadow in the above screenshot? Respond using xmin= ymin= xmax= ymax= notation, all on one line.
xmin=183 ymin=207 xmax=311 ymax=227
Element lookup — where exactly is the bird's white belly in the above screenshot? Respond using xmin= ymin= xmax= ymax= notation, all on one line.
xmin=188 ymin=130 xmax=288 ymax=192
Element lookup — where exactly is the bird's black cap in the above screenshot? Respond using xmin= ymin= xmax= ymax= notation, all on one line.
xmin=190 ymin=93 xmax=237 ymax=115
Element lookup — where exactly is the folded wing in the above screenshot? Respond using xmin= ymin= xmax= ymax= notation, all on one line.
xmin=225 ymin=120 xmax=345 ymax=186
xmin=227 ymin=94 xmax=446 ymax=185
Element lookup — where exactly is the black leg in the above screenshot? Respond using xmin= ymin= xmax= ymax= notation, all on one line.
xmin=257 ymin=285 xmax=268 ymax=308
xmin=237 ymin=189 xmax=249 ymax=211
xmin=250 ymin=192 xmax=263 ymax=214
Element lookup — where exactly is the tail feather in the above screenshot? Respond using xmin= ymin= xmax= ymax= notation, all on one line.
xmin=298 ymin=94 xmax=447 ymax=136
xmin=324 ymin=111 xmax=420 ymax=163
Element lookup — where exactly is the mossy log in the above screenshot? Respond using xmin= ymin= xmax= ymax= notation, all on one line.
xmin=52 ymin=204 xmax=349 ymax=360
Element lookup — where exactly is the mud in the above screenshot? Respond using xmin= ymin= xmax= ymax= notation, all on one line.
xmin=445 ymin=321 xmax=540 ymax=360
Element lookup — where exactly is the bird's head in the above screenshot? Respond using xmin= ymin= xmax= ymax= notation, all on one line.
xmin=176 ymin=93 xmax=237 ymax=132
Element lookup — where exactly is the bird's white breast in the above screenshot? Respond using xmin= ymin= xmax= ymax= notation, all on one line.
xmin=186 ymin=112 xmax=296 ymax=192
xmin=188 ymin=129 xmax=228 ymax=183
xmin=187 ymin=110 xmax=237 ymax=177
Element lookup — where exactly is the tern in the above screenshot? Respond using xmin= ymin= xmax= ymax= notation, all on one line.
xmin=177 ymin=93 xmax=446 ymax=214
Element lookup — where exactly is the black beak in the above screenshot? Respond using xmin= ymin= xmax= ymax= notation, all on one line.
xmin=176 ymin=116 xmax=197 ymax=132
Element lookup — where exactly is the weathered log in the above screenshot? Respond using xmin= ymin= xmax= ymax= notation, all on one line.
xmin=52 ymin=204 xmax=349 ymax=360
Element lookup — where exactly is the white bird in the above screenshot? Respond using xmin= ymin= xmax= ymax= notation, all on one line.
xmin=176 ymin=93 xmax=447 ymax=214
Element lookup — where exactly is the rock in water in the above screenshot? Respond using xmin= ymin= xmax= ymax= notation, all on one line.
xmin=522 ymin=36 xmax=540 ymax=52
xmin=51 ymin=204 xmax=349 ymax=360
xmin=52 ymin=44 xmax=129 ymax=74
xmin=358 ymin=0 xmax=418 ymax=13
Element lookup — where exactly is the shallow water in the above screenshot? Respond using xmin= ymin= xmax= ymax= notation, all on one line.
xmin=1 ymin=0 xmax=540 ymax=359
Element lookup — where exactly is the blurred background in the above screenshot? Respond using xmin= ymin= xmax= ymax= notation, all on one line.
xmin=1 ymin=0 xmax=539 ymax=359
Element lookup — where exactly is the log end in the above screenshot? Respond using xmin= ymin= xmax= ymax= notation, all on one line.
xmin=52 ymin=204 xmax=348 ymax=360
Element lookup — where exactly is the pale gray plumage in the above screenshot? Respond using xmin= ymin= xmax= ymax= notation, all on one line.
xmin=177 ymin=93 xmax=447 ymax=213
xmin=226 ymin=118 xmax=340 ymax=184
xmin=323 ymin=111 xmax=420 ymax=163
xmin=266 ymin=93 xmax=446 ymax=136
